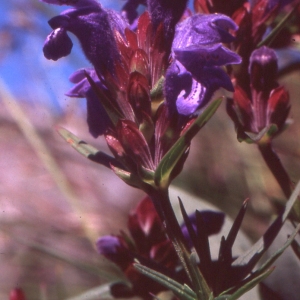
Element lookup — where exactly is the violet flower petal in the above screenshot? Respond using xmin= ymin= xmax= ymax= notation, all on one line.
xmin=174 ymin=44 xmax=242 ymax=69
xmin=181 ymin=210 xmax=225 ymax=249
xmin=173 ymin=13 xmax=238 ymax=49
xmin=166 ymin=13 xmax=241 ymax=116
xmin=42 ymin=0 xmax=128 ymax=76
xmin=43 ymin=28 xmax=73 ymax=60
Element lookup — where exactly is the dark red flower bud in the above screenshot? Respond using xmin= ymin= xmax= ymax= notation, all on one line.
xmin=249 ymin=46 xmax=278 ymax=92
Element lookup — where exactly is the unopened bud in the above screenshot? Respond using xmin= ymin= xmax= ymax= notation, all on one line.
xmin=249 ymin=46 xmax=278 ymax=92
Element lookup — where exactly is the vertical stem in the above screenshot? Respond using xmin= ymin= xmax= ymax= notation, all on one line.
xmin=148 ymin=187 xmax=210 ymax=300
xmin=258 ymin=142 xmax=292 ymax=199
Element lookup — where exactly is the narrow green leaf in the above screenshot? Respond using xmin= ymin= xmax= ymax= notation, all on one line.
xmin=255 ymin=224 xmax=300 ymax=275
xmin=85 ymin=71 xmax=123 ymax=126
xmin=257 ymin=3 xmax=299 ymax=48
xmin=226 ymin=268 xmax=274 ymax=300
xmin=232 ymin=180 xmax=300 ymax=272
xmin=134 ymin=263 xmax=197 ymax=300
xmin=57 ymin=127 xmax=122 ymax=169
xmin=154 ymin=98 xmax=222 ymax=188
xmin=111 ymin=165 xmax=142 ymax=188
xmin=223 ymin=224 xmax=300 ymax=297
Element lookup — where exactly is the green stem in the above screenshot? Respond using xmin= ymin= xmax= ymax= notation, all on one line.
xmin=148 ymin=187 xmax=210 ymax=300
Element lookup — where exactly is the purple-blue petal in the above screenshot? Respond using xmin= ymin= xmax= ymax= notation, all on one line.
xmin=42 ymin=1 xmax=128 ymax=76
xmin=181 ymin=210 xmax=225 ymax=248
xmin=96 ymin=235 xmax=122 ymax=256
xmin=165 ymin=60 xmax=193 ymax=116
xmin=174 ymin=44 xmax=242 ymax=69
xmin=176 ymin=78 xmax=206 ymax=116
xmin=166 ymin=60 xmax=234 ymax=116
xmin=43 ymin=28 xmax=73 ymax=60
xmin=66 ymin=69 xmax=111 ymax=137
xmin=173 ymin=13 xmax=238 ymax=49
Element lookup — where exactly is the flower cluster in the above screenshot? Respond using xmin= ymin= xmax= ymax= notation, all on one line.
xmin=97 ymin=197 xmax=224 ymax=298
xmin=41 ymin=0 xmax=240 ymax=193
xmin=39 ymin=0 xmax=300 ymax=299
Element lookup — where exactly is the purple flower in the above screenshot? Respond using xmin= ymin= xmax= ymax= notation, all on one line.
xmin=41 ymin=0 xmax=128 ymax=76
xmin=165 ymin=13 xmax=241 ymax=116
xmin=66 ymin=68 xmax=111 ymax=137
xmin=181 ymin=210 xmax=225 ymax=248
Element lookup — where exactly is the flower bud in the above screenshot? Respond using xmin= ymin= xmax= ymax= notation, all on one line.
xmin=249 ymin=46 xmax=278 ymax=92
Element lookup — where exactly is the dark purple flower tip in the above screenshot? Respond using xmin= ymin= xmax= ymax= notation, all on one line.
xmin=96 ymin=235 xmax=122 ymax=256
xmin=173 ymin=13 xmax=238 ymax=50
xmin=181 ymin=210 xmax=225 ymax=248
xmin=66 ymin=68 xmax=111 ymax=138
xmin=43 ymin=27 xmax=73 ymax=60
xmin=42 ymin=0 xmax=128 ymax=76
xmin=96 ymin=235 xmax=131 ymax=269
xmin=249 ymin=46 xmax=278 ymax=91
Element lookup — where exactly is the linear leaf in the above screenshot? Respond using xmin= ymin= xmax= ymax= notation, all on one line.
xmin=57 ymin=127 xmax=122 ymax=169
xmin=257 ymin=3 xmax=299 ymax=48
xmin=134 ymin=263 xmax=197 ymax=300
xmin=232 ymin=180 xmax=300 ymax=274
xmin=223 ymin=268 xmax=274 ymax=300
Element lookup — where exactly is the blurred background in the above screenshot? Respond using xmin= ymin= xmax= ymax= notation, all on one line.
xmin=1 ymin=0 xmax=300 ymax=299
